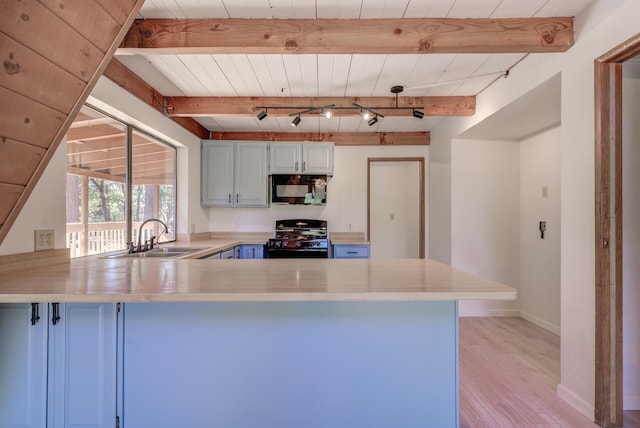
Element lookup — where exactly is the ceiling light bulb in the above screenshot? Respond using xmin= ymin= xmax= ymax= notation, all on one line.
xmin=367 ymin=116 xmax=378 ymax=126
xmin=360 ymin=109 xmax=371 ymax=121
xmin=322 ymin=109 xmax=333 ymax=119
xmin=291 ymin=116 xmax=301 ymax=127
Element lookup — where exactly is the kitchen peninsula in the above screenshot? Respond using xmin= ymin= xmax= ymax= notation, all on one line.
xmin=0 ymin=254 xmax=515 ymax=428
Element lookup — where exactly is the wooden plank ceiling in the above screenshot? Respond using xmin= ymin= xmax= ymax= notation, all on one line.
xmin=110 ymin=0 xmax=589 ymax=139
xmin=0 ymin=0 xmax=145 ymax=245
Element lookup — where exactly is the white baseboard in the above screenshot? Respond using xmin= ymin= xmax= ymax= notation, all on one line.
xmin=459 ymin=308 xmax=520 ymax=317
xmin=519 ymin=311 xmax=561 ymax=336
xmin=625 ymin=395 xmax=640 ymax=410
xmin=557 ymin=383 xmax=595 ymax=420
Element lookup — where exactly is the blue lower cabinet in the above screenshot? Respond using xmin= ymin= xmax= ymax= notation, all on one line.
xmin=239 ymin=244 xmax=265 ymax=259
xmin=333 ymin=244 xmax=370 ymax=258
xmin=48 ymin=303 xmax=118 ymax=428
xmin=122 ymin=301 xmax=458 ymax=428
xmin=0 ymin=303 xmax=118 ymax=428
xmin=0 ymin=303 xmax=48 ymax=428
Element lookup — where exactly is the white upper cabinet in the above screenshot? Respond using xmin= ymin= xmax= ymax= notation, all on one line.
xmin=269 ymin=142 xmax=334 ymax=175
xmin=201 ymin=141 xmax=269 ymax=207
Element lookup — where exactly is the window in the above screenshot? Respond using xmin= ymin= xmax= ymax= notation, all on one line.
xmin=65 ymin=105 xmax=176 ymax=257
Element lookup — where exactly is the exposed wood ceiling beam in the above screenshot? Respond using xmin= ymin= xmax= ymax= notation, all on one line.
xmin=103 ymin=59 xmax=210 ymax=139
xmin=119 ymin=17 xmax=574 ymax=55
xmin=166 ymin=96 xmax=475 ymax=117
xmin=210 ymin=132 xmax=429 ymax=146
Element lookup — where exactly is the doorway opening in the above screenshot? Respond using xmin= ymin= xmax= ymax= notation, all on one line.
xmin=594 ymin=32 xmax=640 ymax=427
xmin=367 ymin=158 xmax=425 ymax=259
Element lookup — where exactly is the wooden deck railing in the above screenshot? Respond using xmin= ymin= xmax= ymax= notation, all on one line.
xmin=66 ymin=222 xmax=170 ymax=258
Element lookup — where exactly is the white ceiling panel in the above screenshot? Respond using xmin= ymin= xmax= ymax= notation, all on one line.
xmin=446 ymin=0 xmax=502 ymax=18
xmin=490 ymin=0 xmax=548 ymax=18
xmin=264 ymin=0 xmax=318 ymax=19
xmin=344 ymin=55 xmax=388 ymax=96
xmin=175 ymin=55 xmax=228 ymax=96
xmin=403 ymin=0 xmax=456 ymax=18
xmin=211 ymin=55 xmax=264 ymax=95
xmin=317 ymin=55 xmax=352 ymax=97
xmin=315 ymin=0 xmax=365 ymax=19
xmin=359 ymin=0 xmax=411 ymax=19
xmin=535 ymin=0 xmax=594 ymax=17
xmin=139 ymin=0 xmax=229 ymax=19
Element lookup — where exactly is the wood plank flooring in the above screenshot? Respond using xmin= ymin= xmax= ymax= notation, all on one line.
xmin=459 ymin=317 xmax=601 ymax=427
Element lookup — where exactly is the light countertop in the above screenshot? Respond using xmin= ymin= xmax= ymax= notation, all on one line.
xmin=0 ymin=254 xmax=516 ymax=303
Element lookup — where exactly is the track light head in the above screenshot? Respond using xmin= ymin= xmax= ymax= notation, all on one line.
xmin=360 ymin=109 xmax=372 ymax=121
xmin=412 ymin=109 xmax=424 ymax=119
xmin=321 ymin=108 xmax=333 ymax=119
xmin=291 ymin=116 xmax=301 ymax=127
xmin=257 ymin=110 xmax=268 ymax=120
xmin=367 ymin=116 xmax=378 ymax=126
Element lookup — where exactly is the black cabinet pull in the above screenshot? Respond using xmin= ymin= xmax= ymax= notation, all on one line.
xmin=30 ymin=303 xmax=40 ymax=326
xmin=51 ymin=303 xmax=61 ymax=325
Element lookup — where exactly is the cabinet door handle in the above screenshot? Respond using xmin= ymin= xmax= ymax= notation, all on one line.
xmin=302 ymin=161 xmax=306 ymax=172
xmin=51 ymin=303 xmax=61 ymax=325
xmin=295 ymin=161 xmax=299 ymax=171
xmin=228 ymin=194 xmax=231 ymax=204
xmin=236 ymin=194 xmax=239 ymax=203
xmin=30 ymin=303 xmax=40 ymax=325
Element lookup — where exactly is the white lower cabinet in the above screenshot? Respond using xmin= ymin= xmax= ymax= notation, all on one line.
xmin=0 ymin=303 xmax=118 ymax=428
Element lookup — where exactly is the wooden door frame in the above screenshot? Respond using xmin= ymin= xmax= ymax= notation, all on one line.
xmin=594 ymin=32 xmax=640 ymax=427
xmin=367 ymin=158 xmax=425 ymax=258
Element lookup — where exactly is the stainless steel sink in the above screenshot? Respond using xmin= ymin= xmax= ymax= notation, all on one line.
xmin=150 ymin=247 xmax=208 ymax=253
xmin=102 ymin=247 xmax=209 ymax=259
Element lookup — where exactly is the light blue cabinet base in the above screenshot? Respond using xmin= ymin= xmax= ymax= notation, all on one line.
xmin=123 ymin=301 xmax=459 ymax=428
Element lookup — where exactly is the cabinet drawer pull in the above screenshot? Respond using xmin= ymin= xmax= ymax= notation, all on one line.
xmin=30 ymin=303 xmax=40 ymax=325
xmin=51 ymin=303 xmax=61 ymax=325
xmin=347 ymin=251 xmax=358 ymax=254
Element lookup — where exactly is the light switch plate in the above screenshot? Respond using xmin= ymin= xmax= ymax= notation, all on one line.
xmin=35 ymin=229 xmax=54 ymax=251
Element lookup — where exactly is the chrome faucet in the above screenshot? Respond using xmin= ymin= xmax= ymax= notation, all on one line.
xmin=135 ymin=218 xmax=169 ymax=253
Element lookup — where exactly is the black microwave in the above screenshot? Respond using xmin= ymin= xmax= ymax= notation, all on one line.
xmin=271 ymin=175 xmax=327 ymax=205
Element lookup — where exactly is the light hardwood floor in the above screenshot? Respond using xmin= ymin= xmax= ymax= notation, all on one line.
xmin=459 ymin=317 xmax=603 ymax=427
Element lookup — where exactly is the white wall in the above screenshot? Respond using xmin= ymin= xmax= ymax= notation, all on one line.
xmin=0 ymin=140 xmax=67 ymax=256
xmin=208 ymin=145 xmax=429 ymax=241
xmin=519 ymin=127 xmax=561 ymax=335
xmin=451 ymin=139 xmax=520 ymax=316
xmin=622 ymin=61 xmax=640 ymax=410
xmin=429 ymin=0 xmax=640 ymax=418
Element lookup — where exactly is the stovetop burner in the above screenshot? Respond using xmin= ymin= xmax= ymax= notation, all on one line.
xmin=266 ymin=219 xmax=329 ymax=258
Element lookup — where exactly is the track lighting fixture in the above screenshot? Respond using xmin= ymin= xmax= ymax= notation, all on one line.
xmin=254 ymin=88 xmax=428 ymax=125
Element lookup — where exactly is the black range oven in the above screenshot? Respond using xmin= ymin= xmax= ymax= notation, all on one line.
xmin=266 ymin=219 xmax=329 ymax=258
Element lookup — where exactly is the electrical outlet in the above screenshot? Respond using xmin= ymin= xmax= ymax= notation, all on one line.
xmin=34 ymin=229 xmax=54 ymax=251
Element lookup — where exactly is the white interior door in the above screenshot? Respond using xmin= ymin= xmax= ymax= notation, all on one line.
xmin=369 ymin=161 xmax=421 ymax=259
